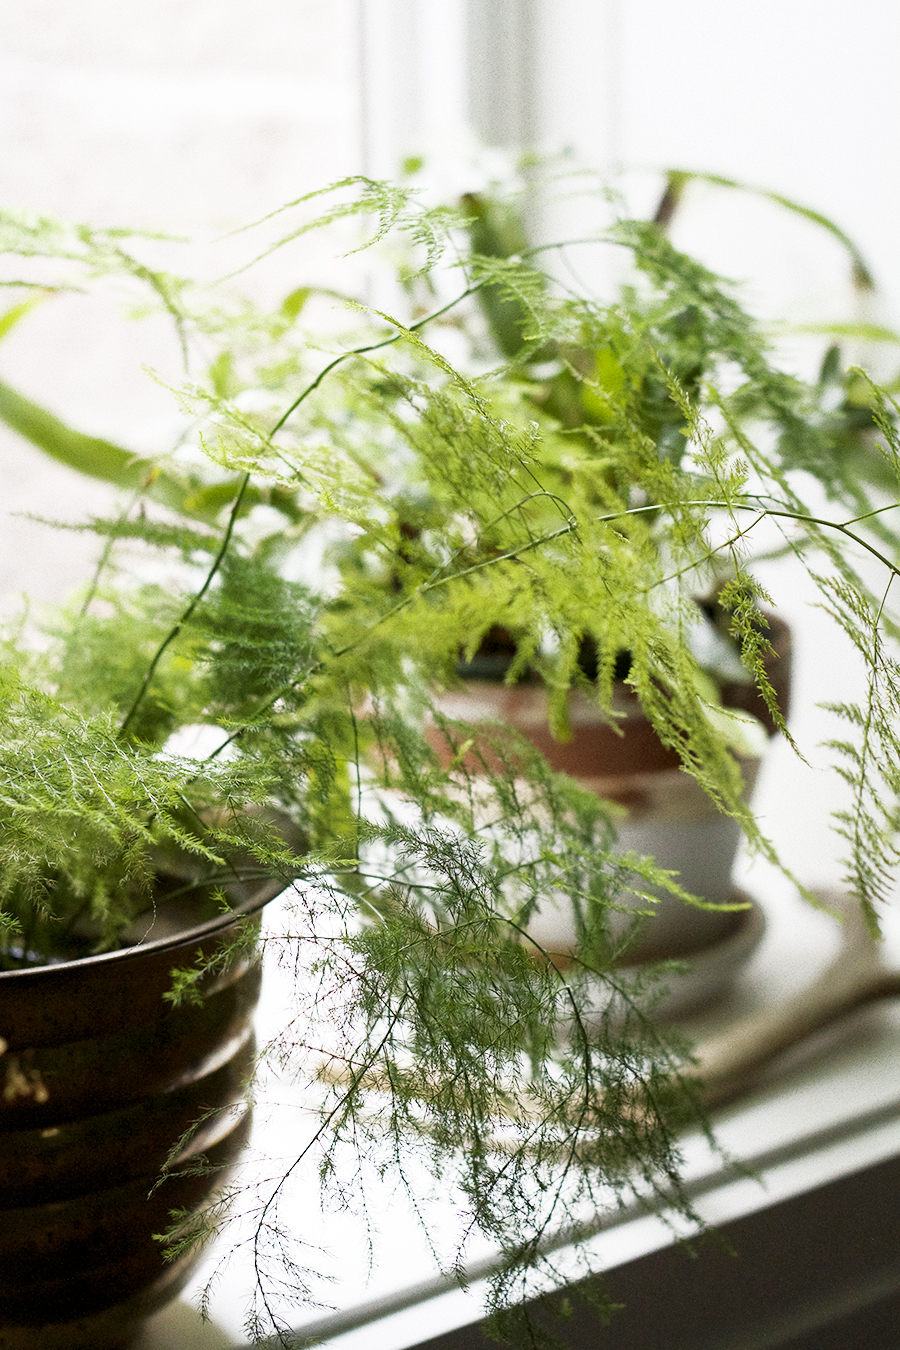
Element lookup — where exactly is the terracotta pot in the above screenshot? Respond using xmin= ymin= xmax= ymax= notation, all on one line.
xmin=0 ymin=876 xmax=284 ymax=1350
xmin=428 ymin=617 xmax=790 ymax=964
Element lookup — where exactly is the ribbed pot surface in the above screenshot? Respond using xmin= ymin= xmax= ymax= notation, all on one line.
xmin=0 ymin=879 xmax=282 ymax=1349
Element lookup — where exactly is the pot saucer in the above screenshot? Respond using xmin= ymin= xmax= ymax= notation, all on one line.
xmin=613 ymin=892 xmax=766 ymax=1021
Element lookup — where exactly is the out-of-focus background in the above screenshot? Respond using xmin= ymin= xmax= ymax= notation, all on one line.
xmin=1 ymin=0 xmax=898 ymax=891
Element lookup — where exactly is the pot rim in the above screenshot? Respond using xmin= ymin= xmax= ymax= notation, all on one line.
xmin=0 ymin=875 xmax=288 ymax=983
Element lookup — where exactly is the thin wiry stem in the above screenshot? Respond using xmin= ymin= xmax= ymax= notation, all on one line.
xmin=249 ymin=992 xmax=411 ymax=1334
xmin=119 ymin=280 xmax=495 ymax=752
xmin=846 ymin=571 xmax=895 ymax=935
xmin=117 ymin=472 xmax=251 ymax=739
xmin=267 ymin=280 xmax=488 ymax=437
xmin=592 ymin=496 xmax=900 ymax=582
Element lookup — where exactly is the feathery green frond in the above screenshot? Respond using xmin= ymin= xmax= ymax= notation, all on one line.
xmin=4 ymin=177 xmax=900 ymax=1339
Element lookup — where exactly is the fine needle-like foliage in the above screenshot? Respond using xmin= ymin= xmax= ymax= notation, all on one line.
xmin=1 ymin=176 xmax=899 ymax=1341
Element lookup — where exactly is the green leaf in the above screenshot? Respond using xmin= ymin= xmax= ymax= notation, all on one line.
xmin=0 ymin=377 xmax=304 ymax=524
xmin=659 ymin=169 xmax=876 ymax=290
xmin=208 ymin=350 xmax=238 ymax=399
xmin=788 ymin=321 xmax=900 ymax=346
xmin=281 ymin=286 xmax=312 ymax=321
xmin=0 ymin=295 xmax=49 ymax=343
xmin=0 ymin=376 xmax=194 ymax=512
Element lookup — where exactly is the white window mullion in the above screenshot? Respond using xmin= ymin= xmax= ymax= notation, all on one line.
xmin=465 ymin=0 xmax=538 ymax=150
xmin=465 ymin=0 xmax=620 ymax=168
xmin=357 ymin=0 xmax=468 ymax=183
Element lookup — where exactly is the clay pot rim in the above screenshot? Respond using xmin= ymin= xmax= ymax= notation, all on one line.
xmin=0 ymin=876 xmax=286 ymax=984
xmin=451 ymin=610 xmax=792 ymax=739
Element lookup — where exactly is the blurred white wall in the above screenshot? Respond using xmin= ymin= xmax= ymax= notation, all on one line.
xmin=618 ymin=2 xmax=900 ymax=320
xmin=0 ymin=1 xmax=359 ymax=229
xmin=0 ymin=1 xmax=360 ymax=602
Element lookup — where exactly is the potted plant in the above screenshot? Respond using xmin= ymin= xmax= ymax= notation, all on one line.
xmin=424 ymin=190 xmax=799 ymax=977
xmin=0 ymin=180 xmax=897 ymax=1346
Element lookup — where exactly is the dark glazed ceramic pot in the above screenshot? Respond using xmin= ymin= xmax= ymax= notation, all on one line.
xmin=0 ymin=877 xmax=284 ymax=1350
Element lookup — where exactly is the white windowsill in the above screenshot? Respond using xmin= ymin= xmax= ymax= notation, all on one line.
xmin=133 ymin=879 xmax=900 ymax=1348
